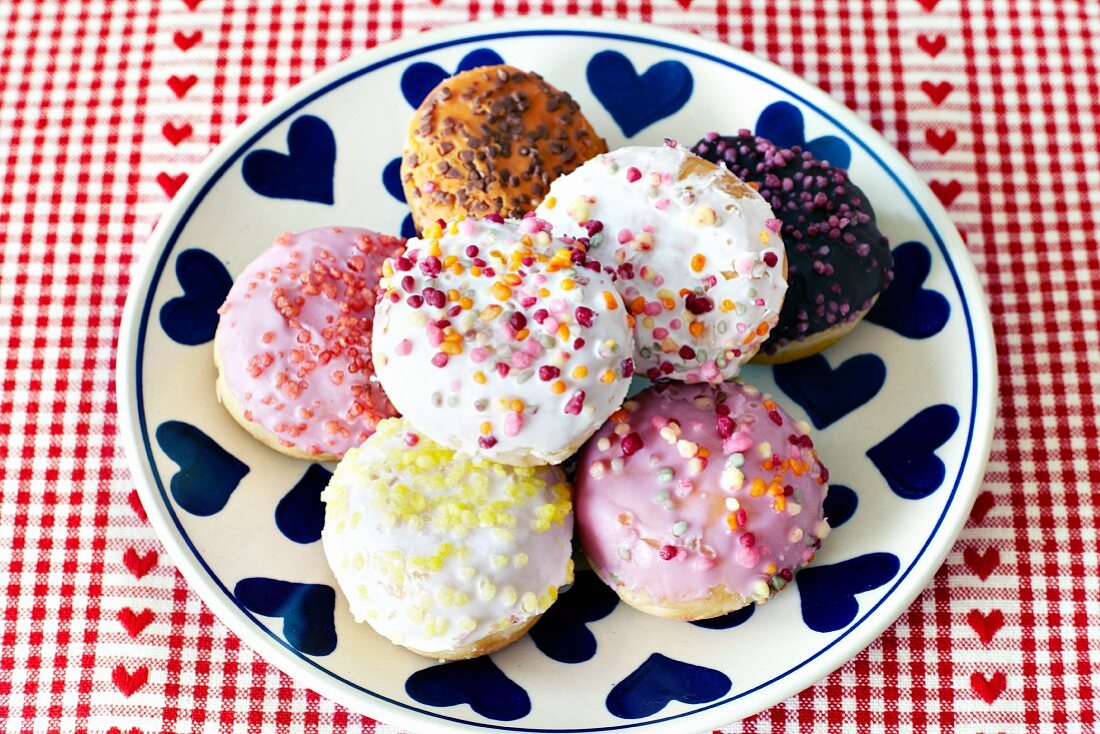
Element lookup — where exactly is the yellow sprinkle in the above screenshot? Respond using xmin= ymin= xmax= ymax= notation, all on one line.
xmin=460 ymin=297 xmax=474 ymax=310
xmin=600 ymin=369 xmax=615 ymax=383
xmin=480 ymin=422 xmax=492 ymax=436
xmin=561 ymin=278 xmax=575 ymax=291
xmin=690 ymin=253 xmax=706 ymax=272
xmin=521 ymin=592 xmax=539 ymax=613
xmin=572 ymin=365 xmax=589 ymax=379
xmin=458 ymin=617 xmax=478 ymax=633
xmin=720 ymin=299 xmax=735 ymax=313
xmin=758 ymin=229 xmax=771 ymax=244
xmin=513 ymin=552 xmax=529 ymax=569
xmin=509 ymin=398 xmax=525 ymax=413
xmin=480 ymin=304 xmax=502 ymax=321
xmin=603 ymin=291 xmax=619 ymax=310
xmin=501 ymin=586 xmax=518 ymax=607
xmin=491 ymin=554 xmax=509 ymax=569
xmin=477 ymin=577 xmax=497 ymax=602
xmin=440 ymin=341 xmax=463 ymax=356
xmin=473 ymin=371 xmax=487 ymax=384
xmin=750 ymin=477 xmax=767 ymax=497
xmin=538 ymin=287 xmax=550 ymax=298
xmin=551 ymin=380 xmax=566 ymax=395
xmin=492 ymin=282 xmax=512 ymax=301
xmin=544 ymin=196 xmax=557 ymax=209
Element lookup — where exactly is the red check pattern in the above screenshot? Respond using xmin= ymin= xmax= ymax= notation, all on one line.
xmin=1 ymin=1 xmax=1097 ymax=732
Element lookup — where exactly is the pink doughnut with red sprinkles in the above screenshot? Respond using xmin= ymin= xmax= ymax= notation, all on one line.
xmin=214 ymin=226 xmax=405 ymax=460
xmin=574 ymin=380 xmax=831 ymax=621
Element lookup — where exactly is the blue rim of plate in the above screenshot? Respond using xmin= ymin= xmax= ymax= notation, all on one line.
xmin=131 ymin=28 xmax=982 ymax=732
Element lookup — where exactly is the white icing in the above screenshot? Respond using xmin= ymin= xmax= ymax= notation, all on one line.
xmin=321 ymin=417 xmax=574 ymax=655
xmin=536 ymin=144 xmax=788 ymax=382
xmin=372 ymin=217 xmax=635 ymax=466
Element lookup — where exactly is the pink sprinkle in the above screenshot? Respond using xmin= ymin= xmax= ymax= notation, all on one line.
xmin=652 ymin=327 xmax=669 ymax=340
xmin=654 ymin=198 xmax=670 ymax=210
xmin=736 ymin=546 xmax=761 ymax=568
xmin=423 ymin=181 xmax=437 ymax=193
xmin=643 ymin=302 xmax=662 ymax=316
xmin=404 ymin=432 xmax=419 ymax=446
xmin=618 ymin=228 xmax=633 ymax=244
xmin=765 ymin=218 xmax=783 ymax=232
xmin=620 ymin=432 xmax=643 ymax=456
xmin=511 ymin=351 xmax=532 ymax=370
xmin=496 ymin=362 xmax=510 ymax=378
xmin=470 ymin=347 xmax=490 ymax=363
xmin=724 ymin=433 xmax=754 ymax=454
xmin=625 ymin=166 xmax=641 ymax=182
xmin=694 ymin=557 xmax=716 ymax=572
xmin=458 ymin=219 xmax=475 ymax=235
xmin=543 ymin=317 xmax=559 ymax=333
xmin=395 ymin=339 xmax=413 ymax=356
xmin=563 ymin=390 xmax=586 ymax=415
xmin=426 ymin=323 xmax=444 ymax=347
xmin=503 ymin=411 xmax=524 ymax=437
xmin=523 ymin=339 xmax=543 ymax=357
xmin=700 ymin=361 xmax=720 ymax=381
xmin=431 ymin=352 xmax=449 ymax=368
xmin=755 ymin=298 xmax=766 ymax=307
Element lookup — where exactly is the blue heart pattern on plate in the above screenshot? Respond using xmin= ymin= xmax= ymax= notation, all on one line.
xmin=822 ymin=484 xmax=859 ymax=528
xmin=242 ymin=115 xmax=336 ymax=204
xmin=274 ymin=463 xmax=332 ymax=545
xmin=773 ymin=353 xmax=886 ymax=429
xmin=796 ymin=552 xmax=901 ymax=633
xmin=158 ymin=248 xmax=232 ymax=346
xmin=400 ymin=48 xmax=506 ymax=108
xmin=867 ymin=241 xmax=951 ymax=339
xmin=755 ymin=101 xmax=852 ymax=169
xmin=235 ymin=577 xmax=337 ymax=656
xmin=382 ymin=156 xmax=417 ymax=238
xmin=406 ymin=656 xmax=531 ymax=721
xmin=606 ymin=653 xmax=732 ymax=719
xmin=689 ymin=604 xmax=755 ymax=630
xmin=529 ymin=570 xmax=619 ymax=664
xmin=867 ymin=404 xmax=960 ymax=500
xmin=155 ymin=420 xmax=249 ymax=516
xmin=587 ymin=50 xmax=693 ymax=138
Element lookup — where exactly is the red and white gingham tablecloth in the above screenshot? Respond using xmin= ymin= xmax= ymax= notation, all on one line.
xmin=1 ymin=1 xmax=1098 ymax=732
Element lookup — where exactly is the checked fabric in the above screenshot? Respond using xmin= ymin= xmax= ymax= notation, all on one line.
xmin=1 ymin=1 xmax=1098 ymax=732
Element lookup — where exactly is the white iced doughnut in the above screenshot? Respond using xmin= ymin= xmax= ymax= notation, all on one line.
xmin=321 ymin=417 xmax=575 ymax=660
xmin=372 ymin=217 xmax=635 ymax=467
xmin=536 ymin=143 xmax=788 ymax=383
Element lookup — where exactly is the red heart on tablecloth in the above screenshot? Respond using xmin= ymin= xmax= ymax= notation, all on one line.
xmin=118 ymin=607 xmax=155 ymax=638
xmin=930 ymin=179 xmax=962 ymax=206
xmin=917 ymin=33 xmax=946 ymax=57
xmin=920 ymin=80 xmax=952 ymax=105
xmin=969 ymin=490 xmax=995 ymax=523
xmin=127 ymin=489 xmax=148 ymax=522
xmin=174 ymin=30 xmax=202 ymax=51
xmin=963 ymin=546 xmax=1000 ymax=581
xmin=156 ymin=172 xmax=188 ymax=198
xmin=966 ymin=608 xmax=1005 ymax=645
xmin=181 ymin=0 xmax=202 ymax=10
xmin=925 ymin=128 xmax=957 ymax=155
xmin=112 ymin=664 xmax=149 ymax=697
xmin=162 ymin=122 xmax=192 ymax=146
xmin=676 ymin=0 xmax=692 ymax=8
xmin=106 ymin=728 xmax=142 ymax=734
xmin=970 ymin=670 xmax=1006 ymax=704
xmin=917 ymin=0 xmax=941 ymax=10
xmin=167 ymin=74 xmax=198 ymax=99
xmin=122 ymin=547 xmax=158 ymax=579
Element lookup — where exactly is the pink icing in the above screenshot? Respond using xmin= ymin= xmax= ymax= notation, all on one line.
xmin=574 ymin=381 xmax=830 ymax=608
xmin=216 ymin=227 xmax=405 ymax=457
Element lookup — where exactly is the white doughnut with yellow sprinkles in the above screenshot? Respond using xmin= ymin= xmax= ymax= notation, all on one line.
xmin=320 ymin=417 xmax=575 ymax=660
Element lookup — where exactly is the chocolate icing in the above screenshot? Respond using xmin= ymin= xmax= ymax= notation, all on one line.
xmin=691 ymin=131 xmax=893 ymax=354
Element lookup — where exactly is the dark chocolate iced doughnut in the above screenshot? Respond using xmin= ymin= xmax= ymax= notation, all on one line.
xmin=691 ymin=131 xmax=893 ymax=363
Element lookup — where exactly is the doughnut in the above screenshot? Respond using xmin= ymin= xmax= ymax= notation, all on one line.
xmin=535 ymin=143 xmax=788 ymax=383
xmin=320 ymin=417 xmax=574 ymax=660
xmin=690 ymin=131 xmax=893 ymax=363
xmin=574 ymin=381 xmax=830 ymax=621
xmin=372 ymin=216 xmax=635 ymax=467
xmin=401 ymin=64 xmax=608 ymax=232
xmin=214 ymin=227 xmax=404 ymax=461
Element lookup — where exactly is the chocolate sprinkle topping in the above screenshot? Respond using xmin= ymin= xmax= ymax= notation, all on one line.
xmin=691 ymin=131 xmax=894 ymax=353
xmin=403 ymin=66 xmax=607 ymax=228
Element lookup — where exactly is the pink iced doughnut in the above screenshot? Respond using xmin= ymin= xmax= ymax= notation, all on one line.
xmin=574 ymin=381 xmax=831 ymax=621
xmin=215 ymin=226 xmax=405 ymax=460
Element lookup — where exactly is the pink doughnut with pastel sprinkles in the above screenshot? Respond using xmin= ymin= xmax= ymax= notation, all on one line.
xmin=574 ymin=381 xmax=831 ymax=621
xmin=214 ymin=227 xmax=405 ymax=461
xmin=536 ymin=143 xmax=788 ymax=383
xmin=372 ymin=217 xmax=635 ymax=467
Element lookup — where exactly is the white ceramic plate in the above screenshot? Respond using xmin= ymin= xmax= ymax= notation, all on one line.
xmin=118 ymin=18 xmax=995 ymax=734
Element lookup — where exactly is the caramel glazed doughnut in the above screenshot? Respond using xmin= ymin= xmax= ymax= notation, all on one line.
xmin=322 ymin=417 xmax=574 ymax=660
xmin=214 ymin=227 xmax=404 ymax=461
xmin=401 ymin=64 xmax=608 ymax=232
xmin=691 ymin=131 xmax=894 ymax=363
xmin=372 ymin=217 xmax=636 ymax=467
xmin=575 ymin=381 xmax=831 ymax=621
xmin=536 ymin=143 xmax=789 ymax=383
